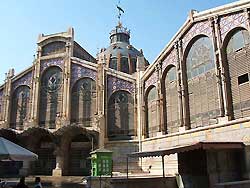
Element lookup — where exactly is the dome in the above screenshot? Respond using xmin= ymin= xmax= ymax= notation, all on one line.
xmin=99 ymin=22 xmax=145 ymax=74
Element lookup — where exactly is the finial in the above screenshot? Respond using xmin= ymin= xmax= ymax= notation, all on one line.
xmin=116 ymin=0 xmax=125 ymax=25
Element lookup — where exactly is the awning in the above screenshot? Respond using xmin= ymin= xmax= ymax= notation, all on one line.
xmin=128 ymin=141 xmax=245 ymax=158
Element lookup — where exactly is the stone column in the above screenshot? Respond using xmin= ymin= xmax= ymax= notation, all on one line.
xmin=2 ymin=69 xmax=14 ymax=128
xmin=214 ymin=16 xmax=230 ymax=120
xmin=53 ymin=155 xmax=63 ymax=176
xmin=61 ymin=41 xmax=72 ymax=127
xmin=155 ymin=62 xmax=164 ymax=134
xmin=210 ymin=18 xmax=225 ymax=119
xmin=178 ymin=40 xmax=189 ymax=130
xmin=97 ymin=54 xmax=106 ymax=147
xmin=30 ymin=48 xmax=41 ymax=127
xmin=19 ymin=161 xmax=30 ymax=176
xmin=175 ymin=42 xmax=184 ymax=131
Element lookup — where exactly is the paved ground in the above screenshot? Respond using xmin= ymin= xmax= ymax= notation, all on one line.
xmin=1 ymin=176 xmax=85 ymax=188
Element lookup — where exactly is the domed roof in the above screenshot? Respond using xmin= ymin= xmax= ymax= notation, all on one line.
xmin=99 ymin=22 xmax=145 ymax=74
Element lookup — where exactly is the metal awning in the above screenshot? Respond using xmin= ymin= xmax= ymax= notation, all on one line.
xmin=128 ymin=141 xmax=245 ymax=158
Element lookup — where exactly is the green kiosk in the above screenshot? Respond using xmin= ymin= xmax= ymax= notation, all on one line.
xmin=90 ymin=148 xmax=113 ymax=176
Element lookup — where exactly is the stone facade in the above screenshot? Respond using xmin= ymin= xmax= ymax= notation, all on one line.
xmin=1 ymin=2 xmax=250 ymax=186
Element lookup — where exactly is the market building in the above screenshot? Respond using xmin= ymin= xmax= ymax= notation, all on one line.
xmin=1 ymin=0 xmax=250 ymax=187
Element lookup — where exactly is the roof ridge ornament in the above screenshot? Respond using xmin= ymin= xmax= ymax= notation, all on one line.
xmin=116 ymin=0 xmax=125 ymax=27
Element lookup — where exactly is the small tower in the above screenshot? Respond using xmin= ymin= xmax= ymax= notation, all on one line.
xmin=97 ymin=5 xmax=148 ymax=74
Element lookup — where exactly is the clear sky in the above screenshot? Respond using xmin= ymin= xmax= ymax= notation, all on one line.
xmin=0 ymin=0 xmax=236 ymax=84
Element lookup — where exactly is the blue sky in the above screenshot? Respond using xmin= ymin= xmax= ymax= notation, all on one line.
xmin=0 ymin=0 xmax=236 ymax=84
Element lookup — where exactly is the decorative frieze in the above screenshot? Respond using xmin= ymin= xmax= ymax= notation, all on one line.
xmin=71 ymin=63 xmax=97 ymax=86
xmin=40 ymin=58 xmax=64 ymax=72
xmin=11 ymin=71 xmax=33 ymax=91
xmin=182 ymin=20 xmax=213 ymax=50
xmin=107 ymin=75 xmax=135 ymax=98
xmin=219 ymin=12 xmax=247 ymax=42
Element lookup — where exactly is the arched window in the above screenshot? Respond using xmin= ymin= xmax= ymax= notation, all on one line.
xmin=71 ymin=78 xmax=97 ymax=126
xmin=146 ymin=86 xmax=157 ymax=137
xmin=10 ymin=86 xmax=30 ymax=130
xmin=163 ymin=67 xmax=179 ymax=133
xmin=109 ymin=57 xmax=118 ymax=70
xmin=39 ymin=66 xmax=63 ymax=128
xmin=120 ymin=57 xmax=129 ymax=73
xmin=107 ymin=91 xmax=134 ymax=140
xmin=186 ymin=36 xmax=219 ymax=128
xmin=225 ymin=28 xmax=250 ymax=119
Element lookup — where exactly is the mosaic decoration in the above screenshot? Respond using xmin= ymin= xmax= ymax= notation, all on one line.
xmin=40 ymin=58 xmax=64 ymax=72
xmin=162 ymin=49 xmax=177 ymax=72
xmin=71 ymin=63 xmax=97 ymax=86
xmin=144 ymin=71 xmax=157 ymax=90
xmin=107 ymin=75 xmax=135 ymax=98
xmin=182 ymin=20 xmax=213 ymax=50
xmin=219 ymin=12 xmax=247 ymax=42
xmin=12 ymin=71 xmax=33 ymax=91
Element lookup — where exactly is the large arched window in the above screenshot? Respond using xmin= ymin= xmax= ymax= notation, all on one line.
xmin=109 ymin=57 xmax=118 ymax=70
xmin=39 ymin=66 xmax=63 ymax=128
xmin=71 ymin=78 xmax=97 ymax=126
xmin=145 ymin=86 xmax=157 ymax=137
xmin=10 ymin=85 xmax=30 ymax=130
xmin=225 ymin=28 xmax=250 ymax=119
xmin=186 ymin=36 xmax=219 ymax=128
xmin=163 ymin=67 xmax=179 ymax=133
xmin=107 ymin=91 xmax=134 ymax=140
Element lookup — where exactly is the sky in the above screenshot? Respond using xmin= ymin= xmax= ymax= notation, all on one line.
xmin=0 ymin=0 xmax=236 ymax=84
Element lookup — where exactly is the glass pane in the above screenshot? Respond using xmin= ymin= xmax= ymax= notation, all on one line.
xmin=120 ymin=57 xmax=129 ymax=73
xmin=186 ymin=37 xmax=215 ymax=79
xmin=233 ymin=30 xmax=245 ymax=51
xmin=109 ymin=58 xmax=117 ymax=70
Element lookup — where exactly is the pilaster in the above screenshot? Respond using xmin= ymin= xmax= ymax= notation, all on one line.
xmin=97 ymin=54 xmax=106 ymax=147
xmin=155 ymin=62 xmax=164 ymax=134
xmin=210 ymin=17 xmax=225 ymax=118
xmin=61 ymin=41 xmax=72 ymax=126
xmin=214 ymin=16 xmax=230 ymax=119
xmin=175 ymin=42 xmax=184 ymax=129
xmin=178 ymin=39 xmax=189 ymax=130
xmin=2 ymin=69 xmax=14 ymax=128
xmin=30 ymin=48 xmax=41 ymax=127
